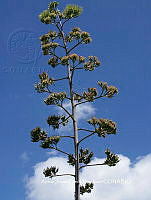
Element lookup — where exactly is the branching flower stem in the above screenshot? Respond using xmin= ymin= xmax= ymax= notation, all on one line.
xmin=67 ymin=40 xmax=84 ymax=54
xmin=53 ymin=77 xmax=69 ymax=82
xmin=78 ymin=128 xmax=95 ymax=133
xmin=78 ymin=132 xmax=96 ymax=144
xmin=49 ymin=146 xmax=71 ymax=157
xmin=59 ymin=135 xmax=74 ymax=139
xmin=75 ymin=94 xmax=107 ymax=107
xmin=57 ymin=104 xmax=73 ymax=119
xmin=79 ymin=163 xmax=106 ymax=170
xmin=54 ymin=173 xmax=75 ymax=177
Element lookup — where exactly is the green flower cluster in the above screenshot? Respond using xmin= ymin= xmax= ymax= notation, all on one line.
xmin=104 ymin=149 xmax=120 ymax=167
xmin=39 ymin=2 xmax=82 ymax=25
xmin=48 ymin=1 xmax=59 ymax=11
xmin=98 ymin=81 xmax=118 ymax=98
xmin=42 ymin=42 xmax=59 ymax=50
xmin=60 ymin=54 xmax=85 ymax=65
xmin=44 ymin=92 xmax=67 ymax=105
xmin=83 ymin=88 xmax=98 ymax=101
xmin=40 ymin=31 xmax=59 ymax=55
xmin=41 ymin=41 xmax=59 ymax=56
xmin=43 ymin=166 xmax=59 ymax=178
xmin=67 ymin=148 xmax=93 ymax=166
xmin=39 ymin=2 xmax=59 ymax=24
xmin=88 ymin=117 xmax=117 ymax=137
xmin=80 ymin=183 xmax=94 ymax=195
xmin=35 ymin=72 xmax=54 ymax=93
xmin=48 ymin=56 xmax=59 ymax=68
xmin=30 ymin=127 xmax=47 ymax=142
xmin=40 ymin=136 xmax=60 ymax=148
xmin=65 ymin=27 xmax=92 ymax=44
xmin=74 ymin=88 xmax=98 ymax=102
xmin=84 ymin=56 xmax=101 ymax=71
xmin=47 ymin=115 xmax=68 ymax=129
xmin=79 ymin=148 xmax=94 ymax=165
xmin=30 ymin=127 xmax=60 ymax=148
xmin=67 ymin=154 xmax=75 ymax=166
xmin=63 ymin=4 xmax=83 ymax=19
xmin=74 ymin=93 xmax=83 ymax=102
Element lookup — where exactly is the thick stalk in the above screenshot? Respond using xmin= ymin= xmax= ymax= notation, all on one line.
xmin=58 ymin=20 xmax=80 ymax=200
xmin=68 ymin=66 xmax=80 ymax=200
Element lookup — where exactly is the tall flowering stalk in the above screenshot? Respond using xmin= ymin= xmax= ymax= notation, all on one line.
xmin=30 ymin=2 xmax=119 ymax=200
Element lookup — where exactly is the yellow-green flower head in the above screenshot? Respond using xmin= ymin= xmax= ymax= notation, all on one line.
xmin=81 ymin=32 xmax=90 ymax=39
xmin=83 ymin=37 xmax=92 ymax=44
xmin=39 ymin=72 xmax=48 ymax=81
xmin=63 ymin=4 xmax=83 ymax=19
xmin=44 ymin=92 xmax=67 ymax=105
xmin=48 ymin=1 xmax=59 ymax=11
xmin=88 ymin=117 xmax=99 ymax=125
xmin=106 ymin=86 xmax=118 ymax=98
xmin=49 ymin=12 xmax=57 ymax=19
xmin=82 ymin=88 xmax=98 ymax=101
xmin=73 ymin=31 xmax=81 ymax=39
xmin=61 ymin=56 xmax=69 ymax=65
xmin=69 ymin=54 xmax=79 ymax=62
xmin=39 ymin=10 xmax=51 ymax=24
xmin=48 ymin=57 xmax=58 ymax=68
xmin=88 ymin=88 xmax=98 ymax=96
xmin=42 ymin=42 xmax=58 ymax=51
xmin=50 ymin=42 xmax=59 ymax=48
xmin=72 ymin=27 xmax=81 ymax=32
xmin=65 ymin=35 xmax=73 ymax=43
xmin=42 ymin=43 xmax=51 ymax=50
xmin=39 ymin=34 xmax=50 ymax=42
xmin=79 ymin=56 xmax=85 ymax=63
xmin=97 ymin=81 xmax=108 ymax=90
xmin=48 ymin=31 xmax=57 ymax=40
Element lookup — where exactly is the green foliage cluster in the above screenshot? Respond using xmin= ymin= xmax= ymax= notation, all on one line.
xmin=43 ymin=166 xmax=59 ymax=178
xmin=74 ymin=88 xmax=98 ymax=102
xmin=80 ymin=183 xmax=94 ymax=195
xmin=74 ymin=81 xmax=118 ymax=103
xmin=67 ymin=154 xmax=76 ymax=166
xmin=88 ymin=117 xmax=117 ymax=137
xmin=31 ymin=127 xmax=47 ymax=142
xmin=39 ymin=2 xmax=82 ymax=24
xmin=104 ymin=149 xmax=120 ymax=166
xmin=98 ymin=81 xmax=118 ymax=98
xmin=79 ymin=148 xmax=94 ymax=164
xmin=47 ymin=115 xmax=68 ymax=129
xmin=67 ymin=148 xmax=94 ymax=166
xmin=84 ymin=56 xmax=101 ymax=71
xmin=30 ymin=127 xmax=60 ymax=149
xmin=35 ymin=72 xmax=54 ymax=93
xmin=63 ymin=4 xmax=83 ymax=19
xmin=66 ymin=27 xmax=92 ymax=44
xmin=44 ymin=92 xmax=66 ymax=105
xmin=40 ymin=136 xmax=60 ymax=148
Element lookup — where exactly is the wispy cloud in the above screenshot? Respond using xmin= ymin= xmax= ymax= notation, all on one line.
xmin=25 ymin=154 xmax=151 ymax=200
xmin=20 ymin=152 xmax=30 ymax=163
xmin=46 ymin=150 xmax=58 ymax=157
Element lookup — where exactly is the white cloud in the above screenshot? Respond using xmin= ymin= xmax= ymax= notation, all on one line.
xmin=25 ymin=154 xmax=151 ymax=200
xmin=56 ymin=102 xmax=96 ymax=134
xmin=76 ymin=103 xmax=96 ymax=121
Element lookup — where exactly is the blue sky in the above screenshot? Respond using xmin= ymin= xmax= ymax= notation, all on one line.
xmin=0 ymin=0 xmax=151 ymax=199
